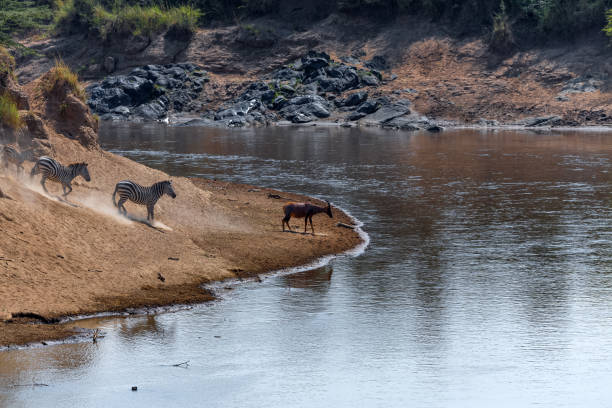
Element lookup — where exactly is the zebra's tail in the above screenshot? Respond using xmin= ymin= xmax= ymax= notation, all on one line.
xmin=112 ymin=184 xmax=118 ymax=207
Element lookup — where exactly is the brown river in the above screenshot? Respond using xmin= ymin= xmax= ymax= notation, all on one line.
xmin=1 ymin=123 xmax=612 ymax=407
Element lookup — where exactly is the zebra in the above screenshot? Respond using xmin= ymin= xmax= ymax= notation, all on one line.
xmin=112 ymin=180 xmax=177 ymax=221
xmin=30 ymin=156 xmax=91 ymax=197
xmin=1 ymin=145 xmax=34 ymax=173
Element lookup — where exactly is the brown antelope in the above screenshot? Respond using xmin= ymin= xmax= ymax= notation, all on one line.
xmin=282 ymin=201 xmax=333 ymax=235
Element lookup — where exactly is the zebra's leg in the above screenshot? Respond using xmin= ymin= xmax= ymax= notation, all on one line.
xmin=63 ymin=183 xmax=72 ymax=197
xmin=147 ymin=204 xmax=155 ymax=222
xmin=40 ymin=176 xmax=49 ymax=194
xmin=117 ymin=197 xmax=128 ymax=216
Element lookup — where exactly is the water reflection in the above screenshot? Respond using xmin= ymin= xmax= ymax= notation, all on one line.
xmin=2 ymin=125 xmax=612 ymax=407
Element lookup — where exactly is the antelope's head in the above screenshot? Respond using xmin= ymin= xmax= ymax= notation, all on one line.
xmin=326 ymin=201 xmax=333 ymax=218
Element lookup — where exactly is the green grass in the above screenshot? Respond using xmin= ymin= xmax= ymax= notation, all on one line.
xmin=0 ymin=92 xmax=22 ymax=129
xmin=45 ymin=58 xmax=86 ymax=101
xmin=0 ymin=0 xmax=53 ymax=49
xmin=54 ymin=0 xmax=201 ymax=40
xmin=605 ymin=8 xmax=612 ymax=40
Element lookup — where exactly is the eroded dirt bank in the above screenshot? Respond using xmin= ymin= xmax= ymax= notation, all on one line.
xmin=17 ymin=15 xmax=612 ymax=127
xmin=0 ymin=140 xmax=362 ymax=347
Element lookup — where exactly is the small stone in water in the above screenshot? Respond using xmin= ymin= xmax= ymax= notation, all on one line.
xmin=131 ymin=386 xmax=138 ymax=391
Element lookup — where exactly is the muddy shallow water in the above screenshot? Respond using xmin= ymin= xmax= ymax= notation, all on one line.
xmin=2 ymin=124 xmax=612 ymax=407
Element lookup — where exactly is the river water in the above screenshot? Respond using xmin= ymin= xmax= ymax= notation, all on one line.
xmin=2 ymin=123 xmax=612 ymax=407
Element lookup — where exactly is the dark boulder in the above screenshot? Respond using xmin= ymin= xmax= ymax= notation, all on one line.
xmin=363 ymin=99 xmax=411 ymax=124
xmin=365 ymin=55 xmax=389 ymax=71
xmin=343 ymin=92 xmax=368 ymax=107
xmin=356 ymin=100 xmax=380 ymax=114
xmin=347 ymin=111 xmax=366 ymax=121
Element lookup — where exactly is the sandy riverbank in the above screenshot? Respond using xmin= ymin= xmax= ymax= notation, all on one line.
xmin=0 ymin=131 xmax=363 ymax=348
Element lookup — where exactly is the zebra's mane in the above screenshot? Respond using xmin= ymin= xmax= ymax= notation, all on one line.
xmin=68 ymin=162 xmax=87 ymax=168
xmin=152 ymin=180 xmax=171 ymax=187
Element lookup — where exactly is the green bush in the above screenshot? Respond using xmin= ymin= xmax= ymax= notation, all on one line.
xmin=53 ymin=0 xmax=201 ymax=40
xmin=0 ymin=93 xmax=22 ymax=129
xmin=604 ymin=8 xmax=612 ymax=39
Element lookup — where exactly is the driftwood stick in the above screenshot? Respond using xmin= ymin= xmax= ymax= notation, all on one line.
xmin=161 ymin=360 xmax=190 ymax=368
xmin=12 ymin=383 xmax=49 ymax=387
xmin=336 ymin=222 xmax=356 ymax=230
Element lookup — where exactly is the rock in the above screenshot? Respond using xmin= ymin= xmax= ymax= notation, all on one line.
xmin=426 ymin=124 xmax=443 ymax=132
xmin=556 ymin=95 xmax=570 ymax=102
xmin=342 ymin=92 xmax=368 ymax=107
xmin=236 ymin=24 xmax=278 ymax=48
xmin=388 ymin=74 xmax=398 ymax=81
xmin=103 ymin=56 xmax=115 ymax=74
xmin=340 ymin=55 xmax=361 ymax=65
xmin=174 ymin=118 xmax=222 ymax=127
xmin=288 ymin=94 xmax=327 ymax=106
xmin=383 ymin=117 xmax=420 ymax=131
xmin=477 ymin=118 xmax=499 ymax=127
xmin=133 ymin=102 xmax=166 ymax=120
xmin=365 ymin=55 xmax=389 ymax=71
xmin=360 ymin=74 xmax=379 ymax=87
xmin=274 ymin=68 xmax=303 ymax=81
xmin=87 ymin=63 xmax=207 ymax=121
xmin=355 ymin=100 xmax=379 ymax=114
xmin=347 ymin=111 xmax=366 ymax=121
xmin=272 ymin=95 xmax=288 ymax=109
xmin=560 ymin=75 xmax=606 ymax=94
xmin=301 ymin=51 xmax=330 ymax=74
xmin=362 ymin=99 xmax=411 ymax=124
xmin=111 ymin=106 xmax=131 ymax=116
xmin=280 ymin=84 xmax=295 ymax=94
xmin=523 ymin=115 xmax=562 ymax=127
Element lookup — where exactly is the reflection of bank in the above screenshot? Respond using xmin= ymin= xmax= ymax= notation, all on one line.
xmin=282 ymin=265 xmax=333 ymax=290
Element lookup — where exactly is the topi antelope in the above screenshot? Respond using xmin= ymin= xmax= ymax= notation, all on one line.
xmin=282 ymin=201 xmax=333 ymax=235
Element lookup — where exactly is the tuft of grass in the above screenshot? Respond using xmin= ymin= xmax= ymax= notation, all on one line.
xmin=0 ymin=45 xmax=16 ymax=78
xmin=0 ymin=92 xmax=22 ymax=129
xmin=45 ymin=58 xmax=86 ymax=101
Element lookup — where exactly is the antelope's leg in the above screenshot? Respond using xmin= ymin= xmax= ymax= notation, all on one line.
xmin=310 ymin=217 xmax=315 ymax=235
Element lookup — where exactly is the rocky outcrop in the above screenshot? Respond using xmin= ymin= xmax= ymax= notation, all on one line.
xmin=88 ymin=51 xmax=441 ymax=131
xmin=87 ymin=63 xmax=208 ymax=121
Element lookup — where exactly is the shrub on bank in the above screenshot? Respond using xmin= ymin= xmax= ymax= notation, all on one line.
xmin=0 ymin=93 xmax=22 ymax=129
xmin=53 ymin=0 xmax=201 ymax=40
xmin=605 ymin=8 xmax=612 ymax=40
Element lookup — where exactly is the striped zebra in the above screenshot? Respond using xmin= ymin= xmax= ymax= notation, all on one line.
xmin=1 ymin=145 xmax=34 ymax=173
xmin=112 ymin=180 xmax=176 ymax=221
xmin=30 ymin=156 xmax=91 ymax=196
